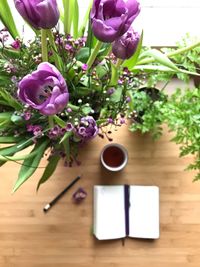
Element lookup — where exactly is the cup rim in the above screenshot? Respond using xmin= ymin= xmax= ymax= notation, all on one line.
xmin=100 ymin=143 xmax=128 ymax=172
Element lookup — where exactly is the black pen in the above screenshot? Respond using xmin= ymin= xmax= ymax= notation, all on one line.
xmin=43 ymin=175 xmax=81 ymax=212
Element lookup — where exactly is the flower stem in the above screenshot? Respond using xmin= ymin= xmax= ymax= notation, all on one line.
xmin=86 ymin=40 xmax=102 ymax=70
xmin=168 ymin=41 xmax=200 ymax=57
xmin=48 ymin=116 xmax=54 ymax=128
xmin=41 ymin=29 xmax=48 ymax=62
xmin=110 ymin=58 xmax=123 ymax=86
xmin=46 ymin=29 xmax=62 ymax=71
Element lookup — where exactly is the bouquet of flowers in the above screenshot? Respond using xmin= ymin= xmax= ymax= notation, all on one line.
xmin=0 ymin=0 xmax=199 ymax=192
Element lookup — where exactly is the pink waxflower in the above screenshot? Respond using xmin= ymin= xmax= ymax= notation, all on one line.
xmin=11 ymin=40 xmax=21 ymax=50
xmin=23 ymin=111 xmax=31 ymax=120
xmin=81 ymin=64 xmax=88 ymax=71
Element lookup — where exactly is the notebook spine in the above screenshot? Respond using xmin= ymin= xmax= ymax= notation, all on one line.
xmin=124 ymin=184 xmax=130 ymax=236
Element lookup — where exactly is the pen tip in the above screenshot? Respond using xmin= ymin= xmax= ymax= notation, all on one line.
xmin=43 ymin=204 xmax=51 ymax=213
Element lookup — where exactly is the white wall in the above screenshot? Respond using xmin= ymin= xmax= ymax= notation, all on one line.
xmin=1 ymin=0 xmax=200 ymax=46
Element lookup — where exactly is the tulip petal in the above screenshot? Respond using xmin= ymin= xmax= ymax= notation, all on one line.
xmin=36 ymin=0 xmax=59 ymax=29
xmin=54 ymin=93 xmax=69 ymax=110
xmin=92 ymin=18 xmax=118 ymax=42
xmin=91 ymin=0 xmax=101 ymax=19
xmin=104 ymin=17 xmax=124 ymax=30
xmin=42 ymin=104 xmax=57 ymax=115
xmin=126 ymin=0 xmax=140 ymax=16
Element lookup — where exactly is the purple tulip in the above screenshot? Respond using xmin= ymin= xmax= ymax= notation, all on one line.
xmin=14 ymin=0 xmax=60 ymax=29
xmin=76 ymin=116 xmax=99 ymax=141
xmin=112 ymin=29 xmax=140 ymax=59
xmin=18 ymin=62 xmax=69 ymax=115
xmin=90 ymin=0 xmax=140 ymax=43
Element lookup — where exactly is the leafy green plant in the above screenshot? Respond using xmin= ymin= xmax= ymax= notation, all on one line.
xmin=164 ymin=88 xmax=200 ymax=181
xmin=128 ymin=87 xmax=167 ymax=140
xmin=144 ymin=34 xmax=200 ymax=87
xmin=165 ymin=34 xmax=200 ymax=84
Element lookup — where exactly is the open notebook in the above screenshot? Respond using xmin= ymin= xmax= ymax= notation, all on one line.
xmin=93 ymin=185 xmax=159 ymax=240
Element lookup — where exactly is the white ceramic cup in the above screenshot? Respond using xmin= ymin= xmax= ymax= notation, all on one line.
xmin=100 ymin=143 xmax=128 ymax=172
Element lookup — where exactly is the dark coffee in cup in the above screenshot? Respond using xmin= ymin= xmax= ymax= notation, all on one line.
xmin=100 ymin=143 xmax=128 ymax=171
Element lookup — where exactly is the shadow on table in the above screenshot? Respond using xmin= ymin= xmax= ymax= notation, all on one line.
xmin=97 ymin=164 xmax=125 ymax=185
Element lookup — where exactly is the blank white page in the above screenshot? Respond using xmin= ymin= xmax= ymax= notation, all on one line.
xmin=93 ymin=186 xmax=126 ymax=240
xmin=129 ymin=186 xmax=159 ymax=239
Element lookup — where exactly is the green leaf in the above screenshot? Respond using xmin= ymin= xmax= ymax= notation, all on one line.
xmin=0 ymin=136 xmax=22 ymax=143
xmin=0 ymin=120 xmax=11 ymax=129
xmin=85 ymin=19 xmax=97 ymax=49
xmin=46 ymin=30 xmax=63 ymax=71
xmin=11 ymin=114 xmax=24 ymax=125
xmin=126 ymin=91 xmax=134 ymax=111
xmin=37 ymin=154 xmax=60 ymax=191
xmin=0 ymin=89 xmax=22 ymax=110
xmin=0 ymin=48 xmax=20 ymax=59
xmin=74 ymin=86 xmax=91 ymax=96
xmin=73 ymin=0 xmax=79 ymax=38
xmin=109 ymin=62 xmax=118 ymax=86
xmin=62 ymin=137 xmax=71 ymax=161
xmin=110 ymin=87 xmax=123 ymax=102
xmin=96 ymin=64 xmax=108 ymax=79
xmin=76 ymin=47 xmax=91 ymax=63
xmin=82 ymin=106 xmax=92 ymax=115
xmin=132 ymin=65 xmax=178 ymax=72
xmin=0 ymin=0 xmax=20 ymax=39
xmin=62 ymin=0 xmax=70 ymax=34
xmin=0 ymin=112 xmax=12 ymax=121
xmin=12 ymin=139 xmax=49 ymax=193
xmin=123 ymin=30 xmax=143 ymax=69
xmin=0 ymin=139 xmax=33 ymax=167
xmin=138 ymin=49 xmax=179 ymax=71
xmin=62 ymin=0 xmax=79 ymax=36
xmin=59 ymin=131 xmax=72 ymax=144
xmin=0 ymin=139 xmax=33 ymax=156
xmin=53 ymin=115 xmax=66 ymax=128
xmin=78 ymin=0 xmax=92 ymax=37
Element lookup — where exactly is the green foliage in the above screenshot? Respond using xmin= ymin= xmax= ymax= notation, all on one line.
xmin=148 ymin=34 xmax=200 ymax=86
xmin=129 ymin=88 xmax=167 ymax=140
xmin=0 ymin=89 xmax=22 ymax=110
xmin=13 ymin=139 xmax=49 ymax=192
xmin=139 ymin=49 xmax=179 ymax=72
xmin=37 ymin=154 xmax=60 ymax=191
xmin=0 ymin=0 xmax=19 ymax=39
xmin=0 ymin=138 xmax=33 ymax=167
xmin=164 ymin=88 xmax=200 ymax=181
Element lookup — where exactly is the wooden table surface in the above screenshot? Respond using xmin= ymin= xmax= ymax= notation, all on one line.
xmin=0 ymin=124 xmax=200 ymax=267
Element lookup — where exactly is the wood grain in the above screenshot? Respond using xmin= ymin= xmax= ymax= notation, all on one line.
xmin=0 ymin=123 xmax=200 ymax=267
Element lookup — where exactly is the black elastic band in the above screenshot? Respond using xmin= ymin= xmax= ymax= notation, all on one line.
xmin=124 ymin=184 xmax=130 ymax=236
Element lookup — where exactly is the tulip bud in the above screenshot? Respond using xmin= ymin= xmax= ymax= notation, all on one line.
xmin=112 ymin=30 xmax=140 ymax=60
xmin=14 ymin=0 xmax=60 ymax=29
